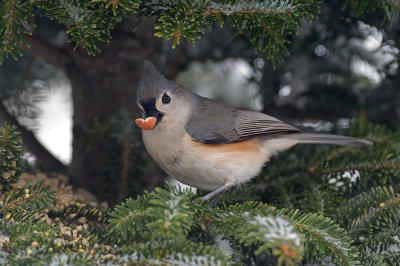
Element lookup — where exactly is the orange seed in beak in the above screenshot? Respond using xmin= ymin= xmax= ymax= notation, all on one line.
xmin=135 ymin=117 xmax=157 ymax=130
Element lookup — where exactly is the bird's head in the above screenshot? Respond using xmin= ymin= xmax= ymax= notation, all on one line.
xmin=136 ymin=61 xmax=188 ymax=130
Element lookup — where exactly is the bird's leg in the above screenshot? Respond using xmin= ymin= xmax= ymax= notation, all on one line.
xmin=209 ymin=189 xmax=227 ymax=207
xmin=201 ymin=184 xmax=230 ymax=207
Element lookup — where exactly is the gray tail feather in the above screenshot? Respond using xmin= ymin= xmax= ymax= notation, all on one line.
xmin=283 ymin=133 xmax=372 ymax=146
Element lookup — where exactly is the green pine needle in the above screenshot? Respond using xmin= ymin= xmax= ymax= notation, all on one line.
xmin=284 ymin=210 xmax=360 ymax=265
xmin=1 ymin=180 xmax=56 ymax=222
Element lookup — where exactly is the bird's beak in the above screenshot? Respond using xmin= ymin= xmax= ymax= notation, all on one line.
xmin=135 ymin=117 xmax=157 ymax=130
xmin=135 ymin=98 xmax=162 ymax=130
xmin=135 ymin=107 xmax=161 ymax=131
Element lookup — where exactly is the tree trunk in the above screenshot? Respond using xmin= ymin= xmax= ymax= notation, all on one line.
xmin=64 ymin=22 xmax=165 ymax=198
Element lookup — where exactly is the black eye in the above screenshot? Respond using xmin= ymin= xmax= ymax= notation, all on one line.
xmin=162 ymin=93 xmax=171 ymax=104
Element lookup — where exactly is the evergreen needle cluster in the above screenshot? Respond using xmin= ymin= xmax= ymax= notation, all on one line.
xmin=0 ymin=120 xmax=399 ymax=264
xmin=1 ymin=0 xmax=399 ymax=64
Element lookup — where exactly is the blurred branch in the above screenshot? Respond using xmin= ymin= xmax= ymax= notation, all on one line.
xmin=18 ymin=34 xmax=72 ymax=72
xmin=0 ymin=100 xmax=67 ymax=172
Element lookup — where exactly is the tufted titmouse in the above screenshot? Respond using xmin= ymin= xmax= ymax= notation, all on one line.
xmin=135 ymin=61 xmax=372 ymax=207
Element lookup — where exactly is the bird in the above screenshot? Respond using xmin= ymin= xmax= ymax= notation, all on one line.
xmin=135 ymin=61 xmax=372 ymax=207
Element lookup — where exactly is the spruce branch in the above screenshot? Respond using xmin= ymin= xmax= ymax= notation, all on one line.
xmin=340 ymin=186 xmax=400 ymax=239
xmin=0 ymin=0 xmax=34 ymax=64
xmin=107 ymin=194 xmax=149 ymax=242
xmin=204 ymin=0 xmax=322 ymax=63
xmin=153 ymin=1 xmax=207 ymax=48
xmin=0 ymin=123 xmax=23 ymax=192
xmin=284 ymin=210 xmax=360 ymax=265
xmin=344 ymin=0 xmax=400 ymax=18
xmin=359 ymin=250 xmax=399 ymax=266
xmin=34 ymin=0 xmax=116 ymax=55
xmin=113 ymin=240 xmax=229 ymax=265
xmin=319 ymin=158 xmax=400 ymax=176
xmin=214 ymin=202 xmax=304 ymax=265
xmin=1 ymin=180 xmax=55 ymax=222
xmin=91 ymin=0 xmax=141 ymax=16
xmin=108 ymin=182 xmax=206 ymax=243
xmin=299 ymin=184 xmax=341 ymax=216
xmin=146 ymin=186 xmax=205 ymax=241
xmin=207 ymin=0 xmax=297 ymax=16
xmin=1 ymin=0 xmax=399 ymax=64
xmin=362 ymin=227 xmax=400 ymax=252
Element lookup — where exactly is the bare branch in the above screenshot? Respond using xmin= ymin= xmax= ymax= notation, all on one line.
xmin=18 ymin=34 xmax=72 ymax=72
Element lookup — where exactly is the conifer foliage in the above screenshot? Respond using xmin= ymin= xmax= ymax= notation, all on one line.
xmin=0 ymin=123 xmax=23 ymax=192
xmin=0 ymin=0 xmax=324 ymax=63
xmin=2 ymin=0 xmax=398 ymax=64
xmin=0 ymin=120 xmax=399 ymax=264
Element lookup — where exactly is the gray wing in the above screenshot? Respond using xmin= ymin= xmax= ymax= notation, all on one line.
xmin=185 ymin=97 xmax=300 ymax=144
xmin=234 ymin=110 xmax=300 ymax=141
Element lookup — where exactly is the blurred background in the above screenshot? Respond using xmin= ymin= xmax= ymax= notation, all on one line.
xmin=0 ymin=1 xmax=399 ymax=204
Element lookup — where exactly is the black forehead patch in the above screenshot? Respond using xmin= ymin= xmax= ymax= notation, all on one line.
xmin=141 ymin=98 xmax=157 ymax=114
